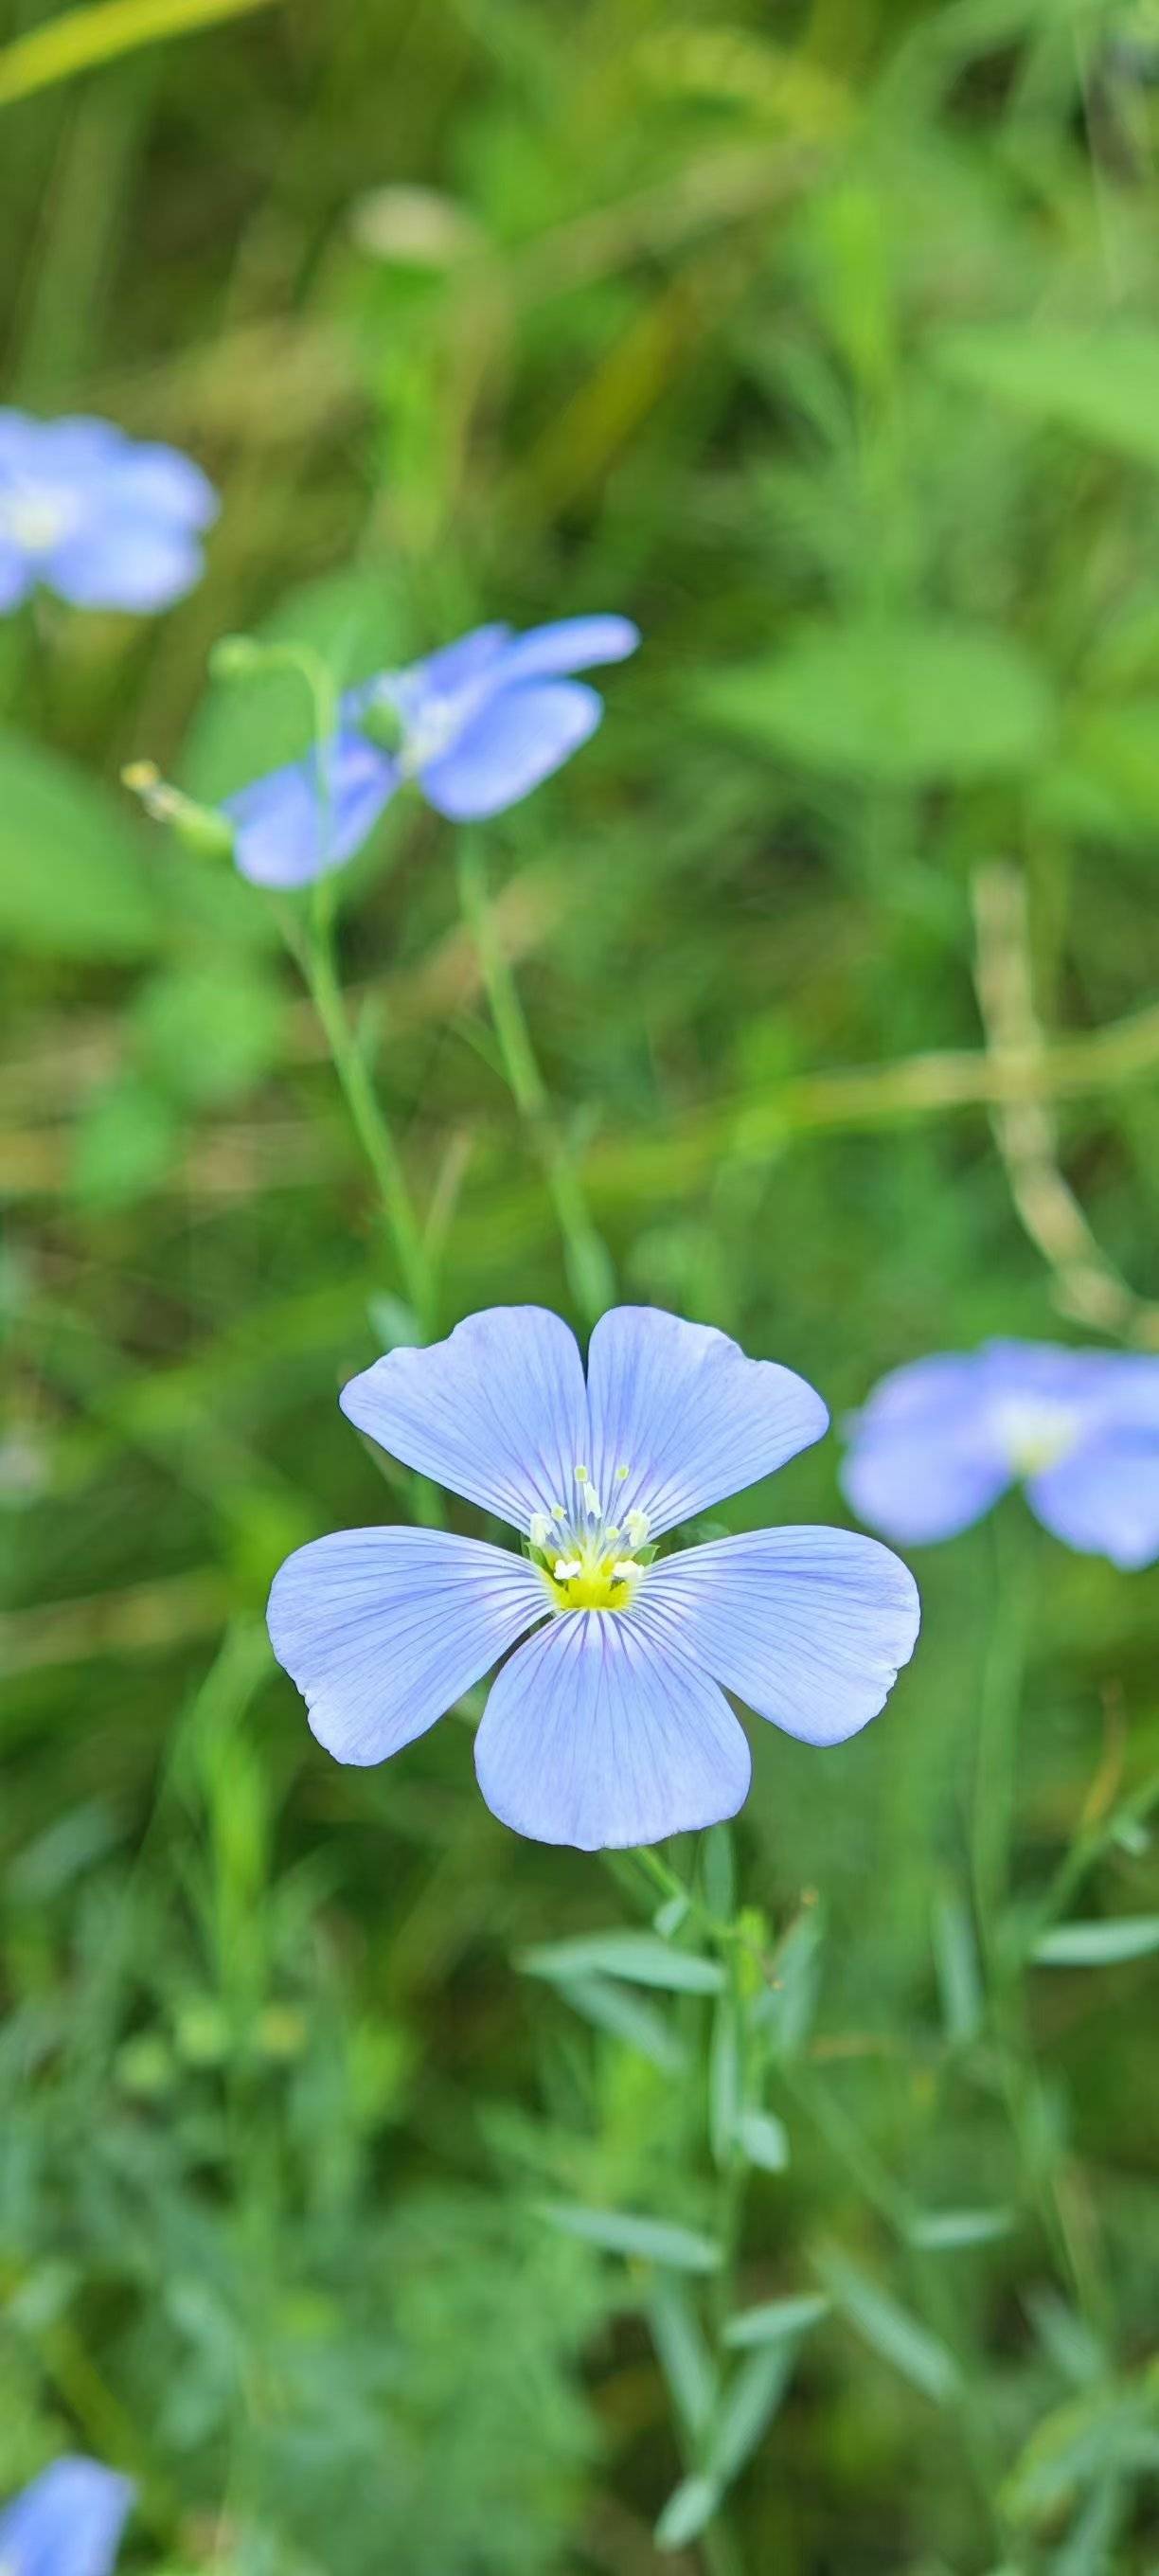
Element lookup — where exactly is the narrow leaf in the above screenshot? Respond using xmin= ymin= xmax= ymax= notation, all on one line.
xmin=906 ymin=2208 xmax=1014 ymax=2251
xmin=654 ymin=2474 xmax=722 ymax=2550
xmin=518 ymin=1930 xmax=724 ymax=1993
xmin=556 ymin=1974 xmax=686 ymax=2074
xmin=707 ymin=2346 xmax=795 ymax=2486
xmin=648 ymin=2278 xmax=718 ymax=2439
xmin=724 ymin=2294 xmax=830 ymax=2350
xmin=735 ymin=2108 xmax=791 ymax=2173
xmin=538 ymin=2202 xmax=723 ymax=2273
xmin=816 ymin=2249 xmax=961 ymax=2404
xmin=1033 ymin=1917 xmax=1159 ymax=1966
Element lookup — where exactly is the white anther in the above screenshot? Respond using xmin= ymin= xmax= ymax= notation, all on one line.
xmin=625 ymin=1510 xmax=651 ymax=1548
xmin=529 ymin=1513 xmax=551 ymax=1550
xmin=553 ymin=1558 xmax=582 ymax=1582
xmin=610 ymin=1561 xmax=638 ymax=1585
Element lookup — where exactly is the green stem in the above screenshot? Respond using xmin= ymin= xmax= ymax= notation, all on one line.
xmin=296 ymin=905 xmax=433 ymax=1331
xmin=970 ymin=1512 xmax=1030 ymax=1977
xmin=455 ymin=831 xmax=613 ymax=1325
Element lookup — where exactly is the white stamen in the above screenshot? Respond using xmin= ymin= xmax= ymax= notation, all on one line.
xmin=529 ymin=1512 xmax=551 ymax=1550
xmin=610 ymin=1562 xmax=638 ymax=1585
xmin=553 ymin=1557 xmax=582 ymax=1582
xmin=625 ymin=1509 xmax=651 ymax=1548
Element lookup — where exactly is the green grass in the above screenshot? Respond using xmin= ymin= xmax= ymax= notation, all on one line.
xmin=4 ymin=1 xmax=1159 ymax=2567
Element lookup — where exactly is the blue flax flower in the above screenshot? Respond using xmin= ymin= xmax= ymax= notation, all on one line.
xmin=268 ymin=1306 xmax=919 ymax=1850
xmin=0 ymin=412 xmax=217 ymax=614
xmin=223 ymin=614 xmax=639 ymax=886
xmin=842 ymin=1340 xmax=1159 ymax=1567
xmin=0 ymin=2459 xmax=134 ymax=2576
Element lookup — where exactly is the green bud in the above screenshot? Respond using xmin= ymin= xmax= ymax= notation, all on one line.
xmin=209 ymin=633 xmax=268 ymax=681
xmin=121 ymin=761 xmax=236 ymax=863
xmin=357 ymin=689 xmax=403 ymax=753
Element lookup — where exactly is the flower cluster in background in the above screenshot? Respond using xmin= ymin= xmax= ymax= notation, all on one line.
xmin=0 ymin=412 xmax=217 ymax=613
xmin=844 ymin=1340 xmax=1159 ymax=1567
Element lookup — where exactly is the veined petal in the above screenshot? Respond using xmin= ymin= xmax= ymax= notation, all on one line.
xmin=1028 ymin=1429 xmax=1159 ymax=1569
xmin=420 ymin=678 xmax=601 ymax=819
xmin=224 ymin=733 xmax=397 ymax=887
xmin=645 ymin=1529 xmax=919 ymax=1746
xmin=585 ymin=1306 xmax=829 ymax=1540
xmin=0 ymin=2459 xmax=134 ymax=2576
xmin=488 ymin=614 xmax=640 ymax=685
xmin=46 ymin=518 xmax=204 ymax=613
xmin=474 ymin=1605 xmax=751 ymax=1849
xmin=340 ymin=1306 xmax=590 ymax=1531
xmin=267 ymin=1525 xmax=546 ymax=1765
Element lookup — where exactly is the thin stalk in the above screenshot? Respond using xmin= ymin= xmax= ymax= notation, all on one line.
xmin=455 ymin=830 xmax=613 ymax=1325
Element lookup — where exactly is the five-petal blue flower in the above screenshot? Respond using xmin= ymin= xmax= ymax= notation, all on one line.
xmin=0 ymin=412 xmax=217 ymax=614
xmin=223 ymin=614 xmax=639 ymax=886
xmin=0 ymin=2459 xmax=134 ymax=2576
xmin=268 ymin=1305 xmax=920 ymax=1850
xmin=842 ymin=1339 xmax=1159 ymax=1566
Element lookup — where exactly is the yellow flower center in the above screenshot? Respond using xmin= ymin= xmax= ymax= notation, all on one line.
xmin=529 ymin=1466 xmax=651 ymax=1615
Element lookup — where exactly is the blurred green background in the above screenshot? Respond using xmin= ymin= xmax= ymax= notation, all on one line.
xmin=3 ymin=0 xmax=1159 ymax=2567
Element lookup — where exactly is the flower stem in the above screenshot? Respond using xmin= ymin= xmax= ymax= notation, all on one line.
xmin=455 ymin=830 xmax=614 ymax=1326
xmin=295 ymin=903 xmax=433 ymax=1330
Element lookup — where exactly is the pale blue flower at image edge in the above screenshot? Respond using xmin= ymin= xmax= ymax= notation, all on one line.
xmin=223 ymin=614 xmax=640 ymax=886
xmin=0 ymin=413 xmax=217 ymax=614
xmin=0 ymin=2459 xmax=134 ymax=2576
xmin=842 ymin=1340 xmax=1159 ymax=1567
xmin=268 ymin=1307 xmax=920 ymax=1851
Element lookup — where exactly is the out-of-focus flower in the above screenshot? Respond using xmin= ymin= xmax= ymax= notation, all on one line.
xmin=268 ymin=1305 xmax=919 ymax=1850
xmin=842 ymin=1340 xmax=1159 ymax=1567
xmin=223 ymin=615 xmax=640 ymax=887
xmin=0 ymin=2458 xmax=134 ymax=2576
xmin=0 ymin=413 xmax=217 ymax=614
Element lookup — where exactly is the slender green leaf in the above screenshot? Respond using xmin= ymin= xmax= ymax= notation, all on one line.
xmin=654 ymin=2474 xmax=722 ymax=2550
xmin=518 ymin=1930 xmax=724 ymax=1993
xmin=906 ymin=2208 xmax=1014 ymax=2251
xmin=554 ymin=1974 xmax=687 ymax=2074
xmin=724 ymin=2293 xmax=830 ymax=2350
xmin=816 ymin=2249 xmax=962 ymax=2404
xmin=706 ymin=2345 xmax=795 ymax=2485
xmin=648 ymin=2277 xmax=718 ymax=2438
xmin=1033 ymin=1918 xmax=1159 ymax=1967
xmin=538 ymin=2202 xmax=723 ymax=2272
xmin=735 ymin=2107 xmax=791 ymax=2174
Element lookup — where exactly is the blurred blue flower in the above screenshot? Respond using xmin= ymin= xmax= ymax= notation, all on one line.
xmin=0 ymin=413 xmax=217 ymax=614
xmin=842 ymin=1340 xmax=1159 ymax=1566
xmin=0 ymin=2459 xmax=134 ymax=2576
xmin=223 ymin=614 xmax=639 ymax=887
xmin=268 ymin=1305 xmax=919 ymax=1850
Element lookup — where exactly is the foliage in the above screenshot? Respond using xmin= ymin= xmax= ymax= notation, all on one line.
xmin=4 ymin=0 xmax=1159 ymax=2568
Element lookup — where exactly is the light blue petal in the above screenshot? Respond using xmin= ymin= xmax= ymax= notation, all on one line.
xmin=223 ymin=733 xmax=397 ymax=887
xmin=841 ymin=1427 xmax=1011 ymax=1544
xmin=841 ymin=1351 xmax=1012 ymax=1543
xmin=1028 ymin=1429 xmax=1159 ymax=1569
xmin=488 ymin=614 xmax=640 ymax=684
xmin=45 ymin=518 xmax=205 ymax=612
xmin=584 ymin=1306 xmax=829 ymax=1540
xmin=644 ymin=1529 xmax=920 ymax=1745
xmin=410 ymin=621 xmax=512 ymax=698
xmin=0 ymin=2459 xmax=134 ymax=2576
xmin=341 ymin=1306 xmax=591 ymax=1530
xmin=268 ymin=1525 xmax=546 ymax=1764
xmin=0 ymin=409 xmax=41 ymax=470
xmin=420 ymin=678 xmax=602 ymax=818
xmin=0 ymin=542 xmax=34 ymax=609
xmin=20 ymin=415 xmax=124 ymax=477
xmin=103 ymin=438 xmax=219 ymax=529
xmin=473 ymin=1604 xmax=751 ymax=1848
